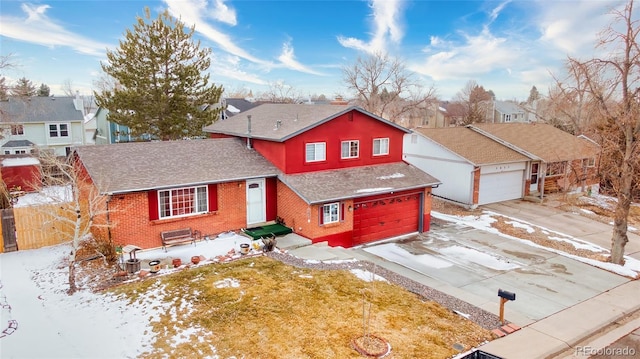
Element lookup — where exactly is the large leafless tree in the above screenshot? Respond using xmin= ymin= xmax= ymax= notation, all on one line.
xmin=452 ymin=80 xmax=493 ymax=125
xmin=34 ymin=151 xmax=113 ymax=294
xmin=342 ymin=52 xmax=437 ymax=124
xmin=561 ymin=0 xmax=640 ymax=264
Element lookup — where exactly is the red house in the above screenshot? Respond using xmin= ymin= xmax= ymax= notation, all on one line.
xmin=205 ymin=104 xmax=440 ymax=247
xmin=76 ymin=105 xmax=440 ymax=250
xmin=1 ymin=156 xmax=41 ymax=193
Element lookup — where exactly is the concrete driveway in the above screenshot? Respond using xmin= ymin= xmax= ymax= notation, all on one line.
xmin=355 ymin=203 xmax=633 ymax=327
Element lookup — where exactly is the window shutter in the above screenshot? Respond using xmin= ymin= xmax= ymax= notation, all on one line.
xmin=148 ymin=190 xmax=159 ymax=220
xmin=340 ymin=202 xmax=345 ymax=221
xmin=319 ymin=205 xmax=324 ymax=225
xmin=208 ymin=184 xmax=218 ymax=212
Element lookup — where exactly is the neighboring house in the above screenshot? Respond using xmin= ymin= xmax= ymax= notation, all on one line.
xmin=93 ymin=107 xmax=153 ymax=144
xmin=219 ymin=98 xmax=260 ymax=120
xmin=487 ymin=101 xmax=529 ymax=123
xmin=404 ymin=127 xmax=530 ymax=206
xmin=405 ymin=123 xmax=600 ymax=207
xmin=471 ymin=123 xmax=600 ymax=197
xmin=204 ymin=104 xmax=440 ymax=248
xmin=84 ymin=113 xmax=97 ymax=145
xmin=0 ymin=96 xmax=85 ymax=156
xmin=74 ymin=138 xmax=280 ymax=249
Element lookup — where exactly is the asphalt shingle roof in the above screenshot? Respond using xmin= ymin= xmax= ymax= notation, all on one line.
xmin=471 ymin=123 xmax=600 ymax=162
xmin=203 ymin=104 xmax=409 ymax=141
xmin=1 ymin=140 xmax=36 ymax=148
xmin=279 ymin=162 xmax=441 ymax=204
xmin=415 ymin=127 xmax=529 ymax=165
xmin=75 ymin=138 xmax=279 ymax=194
xmin=0 ymin=97 xmax=84 ymax=123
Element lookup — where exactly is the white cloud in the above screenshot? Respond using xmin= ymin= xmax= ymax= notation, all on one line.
xmin=164 ymin=0 xmax=271 ymax=66
xmin=209 ymin=0 xmax=237 ymax=26
xmin=277 ymin=41 xmax=325 ymax=76
xmin=209 ymin=53 xmax=268 ymax=85
xmin=337 ymin=0 xmax=406 ymax=55
xmin=0 ymin=3 xmax=109 ymax=57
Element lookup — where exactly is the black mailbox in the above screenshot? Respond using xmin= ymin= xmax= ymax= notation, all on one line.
xmin=498 ymin=289 xmax=516 ymax=301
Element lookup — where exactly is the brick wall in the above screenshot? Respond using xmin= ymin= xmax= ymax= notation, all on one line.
xmin=276 ymin=180 xmax=353 ymax=242
xmin=106 ymin=181 xmax=248 ymax=249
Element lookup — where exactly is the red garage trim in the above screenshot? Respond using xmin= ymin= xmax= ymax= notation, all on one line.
xmin=352 ymin=190 xmax=422 ymax=246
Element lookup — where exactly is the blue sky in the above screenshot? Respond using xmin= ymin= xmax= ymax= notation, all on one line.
xmin=0 ymin=0 xmax=628 ymax=102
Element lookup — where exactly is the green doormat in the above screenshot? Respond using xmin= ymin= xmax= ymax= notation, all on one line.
xmin=243 ymin=223 xmax=293 ymax=240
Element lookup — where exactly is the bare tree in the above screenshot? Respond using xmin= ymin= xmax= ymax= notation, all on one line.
xmin=342 ymin=52 xmax=437 ymax=124
xmin=34 ymin=150 xmax=113 ymax=294
xmin=452 ymin=80 xmax=493 ymax=125
xmin=559 ymin=0 xmax=640 ymax=264
xmin=61 ymin=79 xmax=75 ymax=97
xmin=258 ymin=80 xmax=303 ymax=103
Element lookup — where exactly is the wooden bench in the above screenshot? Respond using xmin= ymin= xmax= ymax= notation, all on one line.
xmin=160 ymin=228 xmax=201 ymax=252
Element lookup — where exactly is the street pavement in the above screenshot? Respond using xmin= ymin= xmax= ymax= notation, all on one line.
xmin=279 ymin=198 xmax=640 ymax=359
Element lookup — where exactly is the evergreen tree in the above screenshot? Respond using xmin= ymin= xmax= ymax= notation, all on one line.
xmin=11 ymin=77 xmax=36 ymax=97
xmin=527 ymin=86 xmax=540 ymax=104
xmin=0 ymin=77 xmax=8 ymax=101
xmin=37 ymin=83 xmax=50 ymax=97
xmin=95 ymin=7 xmax=223 ymax=140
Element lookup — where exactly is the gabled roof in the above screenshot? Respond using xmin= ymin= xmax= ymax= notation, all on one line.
xmin=279 ymin=162 xmax=441 ymax=204
xmin=203 ymin=104 xmax=410 ymax=142
xmin=0 ymin=97 xmax=84 ymax=123
xmin=470 ymin=123 xmax=600 ymax=162
xmin=224 ymin=98 xmax=260 ymax=116
xmin=75 ymin=138 xmax=279 ymax=194
xmin=493 ymin=101 xmax=524 ymax=114
xmin=415 ymin=127 xmax=529 ymax=165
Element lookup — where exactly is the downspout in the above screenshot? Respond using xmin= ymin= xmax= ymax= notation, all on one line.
xmin=106 ymin=195 xmax=113 ymax=244
xmin=418 ymin=192 xmax=424 ymax=232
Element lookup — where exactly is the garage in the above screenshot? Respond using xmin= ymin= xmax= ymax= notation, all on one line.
xmin=352 ymin=190 xmax=422 ymax=245
xmin=478 ymin=169 xmax=525 ymax=205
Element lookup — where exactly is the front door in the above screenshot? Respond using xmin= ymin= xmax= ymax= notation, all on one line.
xmin=246 ymin=179 xmax=266 ymax=225
xmin=530 ymin=162 xmax=540 ymax=193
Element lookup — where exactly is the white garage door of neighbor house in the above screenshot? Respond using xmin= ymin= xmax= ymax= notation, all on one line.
xmin=478 ymin=170 xmax=524 ymax=205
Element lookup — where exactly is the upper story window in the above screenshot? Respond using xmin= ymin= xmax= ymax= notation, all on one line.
xmin=158 ymin=185 xmax=208 ymax=219
xmin=49 ymin=123 xmax=69 ymax=138
xmin=11 ymin=125 xmax=24 ymax=135
xmin=341 ymin=140 xmax=359 ymax=159
xmin=305 ymin=142 xmax=326 ymax=162
xmin=373 ymin=138 xmax=389 ymax=156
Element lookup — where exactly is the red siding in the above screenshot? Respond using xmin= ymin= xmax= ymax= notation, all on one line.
xmin=1 ymin=165 xmax=41 ymax=192
xmin=253 ymin=110 xmax=406 ymax=174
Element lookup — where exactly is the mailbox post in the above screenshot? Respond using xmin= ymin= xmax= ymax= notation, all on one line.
xmin=498 ymin=289 xmax=516 ymax=325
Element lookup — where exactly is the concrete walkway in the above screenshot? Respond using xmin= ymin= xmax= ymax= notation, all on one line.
xmin=276 ymin=201 xmax=640 ymax=359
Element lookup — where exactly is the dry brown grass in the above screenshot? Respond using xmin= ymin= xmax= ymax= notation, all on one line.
xmin=109 ymin=256 xmax=493 ymax=358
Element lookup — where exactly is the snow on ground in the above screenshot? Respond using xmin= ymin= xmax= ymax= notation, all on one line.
xmin=0 ymin=232 xmax=259 ymax=359
xmin=13 ymin=186 xmax=72 ymax=208
xmin=432 ymin=211 xmax=640 ymax=278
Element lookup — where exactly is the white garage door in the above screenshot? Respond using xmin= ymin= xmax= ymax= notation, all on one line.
xmin=478 ymin=170 xmax=524 ymax=205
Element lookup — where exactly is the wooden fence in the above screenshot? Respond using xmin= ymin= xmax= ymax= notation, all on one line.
xmin=0 ymin=204 xmax=76 ymax=252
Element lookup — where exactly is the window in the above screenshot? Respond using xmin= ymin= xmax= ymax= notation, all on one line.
xmin=321 ymin=202 xmax=340 ymax=224
xmin=503 ymin=114 xmax=511 ymax=122
xmin=583 ymin=158 xmax=596 ymax=167
xmin=341 ymin=140 xmax=359 ymax=159
xmin=305 ymin=142 xmax=326 ymax=162
xmin=49 ymin=123 xmax=69 ymax=137
xmin=410 ymin=134 xmax=418 ymax=144
xmin=158 ymin=186 xmax=208 ymax=219
xmin=373 ymin=138 xmax=389 ymax=156
xmin=3 ymin=151 xmax=9 ymax=155
xmin=11 ymin=125 xmax=23 ymax=135
xmin=545 ymin=162 xmax=565 ymax=177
